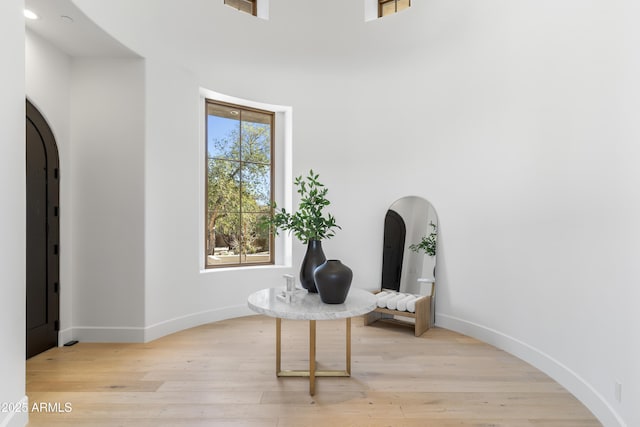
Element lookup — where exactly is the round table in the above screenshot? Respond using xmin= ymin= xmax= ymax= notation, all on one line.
xmin=248 ymin=288 xmax=377 ymax=395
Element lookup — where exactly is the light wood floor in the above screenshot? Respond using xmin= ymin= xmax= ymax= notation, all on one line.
xmin=26 ymin=315 xmax=601 ymax=426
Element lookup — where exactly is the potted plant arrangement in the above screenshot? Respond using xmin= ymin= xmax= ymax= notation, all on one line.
xmin=263 ymin=170 xmax=349 ymax=299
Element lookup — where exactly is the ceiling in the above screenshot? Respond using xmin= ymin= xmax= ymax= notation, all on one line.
xmin=24 ymin=0 xmax=138 ymax=57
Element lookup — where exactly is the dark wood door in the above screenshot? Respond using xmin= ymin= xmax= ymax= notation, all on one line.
xmin=381 ymin=209 xmax=406 ymax=292
xmin=26 ymin=100 xmax=60 ymax=359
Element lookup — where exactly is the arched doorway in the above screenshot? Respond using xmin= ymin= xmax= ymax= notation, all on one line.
xmin=26 ymin=99 xmax=60 ymax=359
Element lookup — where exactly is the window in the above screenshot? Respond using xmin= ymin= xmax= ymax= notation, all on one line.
xmin=205 ymin=100 xmax=274 ymax=268
xmin=224 ymin=0 xmax=257 ymax=16
xmin=379 ymin=0 xmax=410 ymax=17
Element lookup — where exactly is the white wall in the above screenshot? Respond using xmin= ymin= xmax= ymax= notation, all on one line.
xmin=25 ymin=32 xmax=147 ymax=345
xmin=0 ymin=1 xmax=28 ymax=426
xmin=70 ymin=58 xmax=146 ymax=341
xmin=48 ymin=0 xmax=640 ymax=425
xmin=143 ymin=60 xmax=294 ymax=340
xmin=363 ymin=0 xmax=378 ymax=21
xmin=25 ymin=30 xmax=74 ymax=345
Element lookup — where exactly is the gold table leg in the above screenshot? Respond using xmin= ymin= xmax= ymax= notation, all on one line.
xmin=276 ymin=317 xmax=281 ymax=375
xmin=275 ymin=317 xmax=352 ymax=396
xmin=309 ymin=320 xmax=316 ymax=395
xmin=346 ymin=317 xmax=351 ymax=375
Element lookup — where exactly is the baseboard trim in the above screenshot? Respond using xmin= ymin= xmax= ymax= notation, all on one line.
xmin=436 ymin=313 xmax=627 ymax=427
xmin=71 ymin=326 xmax=145 ymax=343
xmin=60 ymin=305 xmax=253 ymax=344
xmin=58 ymin=328 xmax=73 ymax=347
xmin=0 ymin=396 xmax=28 ymax=427
xmin=144 ymin=304 xmax=252 ymax=342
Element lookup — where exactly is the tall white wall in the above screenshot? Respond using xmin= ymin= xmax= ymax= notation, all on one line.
xmin=25 ymin=18 xmax=146 ymax=345
xmin=143 ymin=60 xmax=293 ymax=340
xmin=62 ymin=0 xmax=640 ymax=425
xmin=25 ymin=30 xmax=74 ymax=344
xmin=0 ymin=1 xmax=27 ymax=426
xmin=70 ymin=58 xmax=146 ymax=341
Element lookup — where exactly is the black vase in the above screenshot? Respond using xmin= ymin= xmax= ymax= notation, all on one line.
xmin=314 ymin=260 xmax=353 ymax=304
xmin=300 ymin=240 xmax=326 ymax=293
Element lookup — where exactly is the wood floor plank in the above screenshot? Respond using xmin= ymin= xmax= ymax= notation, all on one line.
xmin=26 ymin=315 xmax=601 ymax=426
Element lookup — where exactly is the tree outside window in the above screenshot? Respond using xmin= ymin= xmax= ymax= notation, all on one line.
xmin=205 ymin=100 xmax=274 ymax=267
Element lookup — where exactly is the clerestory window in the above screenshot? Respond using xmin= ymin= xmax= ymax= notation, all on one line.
xmin=224 ymin=0 xmax=257 ymax=16
xmin=205 ymin=99 xmax=274 ymax=268
xmin=379 ymin=0 xmax=410 ymax=17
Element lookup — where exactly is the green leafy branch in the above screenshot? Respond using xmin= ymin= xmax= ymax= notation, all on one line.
xmin=409 ymin=221 xmax=437 ymax=257
xmin=262 ymin=170 xmax=341 ymax=244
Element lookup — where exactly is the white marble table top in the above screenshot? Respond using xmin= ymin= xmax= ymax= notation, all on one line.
xmin=247 ymin=287 xmax=377 ymax=320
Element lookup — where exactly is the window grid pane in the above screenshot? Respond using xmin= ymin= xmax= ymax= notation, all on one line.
xmin=397 ymin=0 xmax=411 ymax=12
xmin=224 ymin=0 xmax=257 ymax=16
xmin=206 ymin=99 xmax=274 ymax=268
xmin=379 ymin=0 xmax=410 ymax=17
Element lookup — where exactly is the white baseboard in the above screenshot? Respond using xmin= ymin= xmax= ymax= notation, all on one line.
xmin=144 ymin=304 xmax=252 ymax=342
xmin=69 ymin=326 xmax=145 ymax=343
xmin=60 ymin=304 xmax=252 ymax=344
xmin=0 ymin=396 xmax=28 ymax=427
xmin=436 ymin=313 xmax=627 ymax=427
xmin=58 ymin=328 xmax=74 ymax=347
